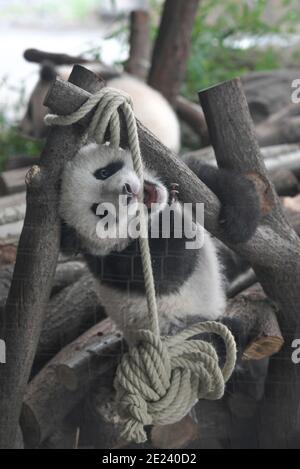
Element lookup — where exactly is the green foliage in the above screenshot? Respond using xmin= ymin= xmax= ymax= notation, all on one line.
xmin=182 ymin=0 xmax=300 ymax=100
xmin=1 ymin=0 xmax=99 ymax=24
xmin=0 ymin=125 xmax=42 ymax=171
xmin=0 ymin=79 xmax=42 ymax=172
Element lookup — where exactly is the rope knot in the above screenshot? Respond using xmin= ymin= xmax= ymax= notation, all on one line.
xmin=114 ymin=322 xmax=237 ymax=444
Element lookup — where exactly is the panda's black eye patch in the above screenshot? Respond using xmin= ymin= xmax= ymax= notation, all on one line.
xmin=94 ymin=161 xmax=124 ymax=180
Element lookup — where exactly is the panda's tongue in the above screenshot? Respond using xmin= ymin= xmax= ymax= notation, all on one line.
xmin=144 ymin=182 xmax=158 ymax=208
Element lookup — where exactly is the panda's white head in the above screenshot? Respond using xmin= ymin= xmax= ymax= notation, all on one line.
xmin=60 ymin=142 xmax=169 ymax=255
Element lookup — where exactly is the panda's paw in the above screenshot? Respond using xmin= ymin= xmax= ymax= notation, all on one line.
xmin=219 ymin=179 xmax=261 ymax=244
xmin=219 ymin=204 xmax=256 ymax=244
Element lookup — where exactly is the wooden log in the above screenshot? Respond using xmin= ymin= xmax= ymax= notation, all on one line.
xmin=283 ymin=195 xmax=300 ymax=237
xmin=0 ymin=65 xmax=105 ymax=449
xmin=36 ymin=272 xmax=105 ymax=366
xmin=20 ymin=318 xmax=122 ymax=447
xmin=148 ymin=0 xmax=201 ymax=105
xmin=183 ymin=144 xmax=300 ymax=177
xmin=24 ymin=48 xmax=89 ymax=65
xmin=39 ymin=421 xmax=79 ymax=449
xmin=23 ymin=49 xmax=121 ymax=81
xmin=49 ymin=260 xmax=87 ymax=295
xmin=0 ymin=220 xmax=23 ymax=243
xmin=0 ymin=263 xmax=94 ymax=368
xmin=176 ymin=96 xmax=209 ymax=145
xmin=55 ymin=318 xmax=123 ymax=392
xmin=199 ymin=79 xmax=300 ymax=446
xmin=0 ymin=192 xmax=26 ymax=211
xmin=256 ymin=103 xmax=300 ymax=147
xmin=269 ymin=169 xmax=299 ymax=197
xmin=0 ymin=261 xmax=86 ymax=312
xmin=0 ymin=203 xmax=26 ymax=226
xmin=228 ymin=359 xmax=270 ymax=415
xmin=0 ymin=242 xmax=17 ymax=267
xmin=225 ymin=285 xmax=284 ymax=361
xmin=3 ymin=155 xmax=40 ymax=171
xmin=241 ymin=69 xmax=300 ymax=123
xmin=0 ymin=166 xmax=30 ymax=196
xmin=80 ymin=385 xmax=127 ymax=449
xmin=125 ymin=10 xmax=151 ymax=80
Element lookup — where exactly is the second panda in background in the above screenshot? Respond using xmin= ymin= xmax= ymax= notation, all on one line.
xmin=20 ymin=63 xmax=181 ymax=152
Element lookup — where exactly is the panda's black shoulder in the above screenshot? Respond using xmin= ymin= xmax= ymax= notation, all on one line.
xmin=60 ymin=221 xmax=82 ymax=255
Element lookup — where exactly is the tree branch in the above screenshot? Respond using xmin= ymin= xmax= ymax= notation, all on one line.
xmin=199 ymin=78 xmax=300 ymax=445
xmin=0 ymin=66 xmax=105 ymax=449
xmin=125 ymin=10 xmax=152 ymax=80
xmin=148 ymin=0 xmax=201 ymax=105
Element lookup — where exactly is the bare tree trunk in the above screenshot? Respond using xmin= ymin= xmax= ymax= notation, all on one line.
xmin=0 ymin=67 xmax=104 ymax=449
xmin=199 ymin=79 xmax=300 ymax=447
xmin=148 ymin=0 xmax=201 ymax=105
xmin=125 ymin=11 xmax=152 ymax=80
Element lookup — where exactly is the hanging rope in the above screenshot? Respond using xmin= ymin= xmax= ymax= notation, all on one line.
xmin=45 ymin=86 xmax=237 ymax=444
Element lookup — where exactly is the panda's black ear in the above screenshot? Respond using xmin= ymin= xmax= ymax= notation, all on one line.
xmin=40 ymin=60 xmax=57 ymax=82
xmin=60 ymin=221 xmax=81 ymax=256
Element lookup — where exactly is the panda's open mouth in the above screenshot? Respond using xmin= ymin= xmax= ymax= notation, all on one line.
xmin=144 ymin=181 xmax=159 ymax=208
xmin=91 ymin=181 xmax=160 ymax=216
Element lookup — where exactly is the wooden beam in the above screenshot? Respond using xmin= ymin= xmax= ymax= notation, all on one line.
xmin=199 ymin=78 xmax=300 ymax=446
xmin=125 ymin=11 xmax=151 ymax=80
xmin=20 ymin=319 xmax=122 ymax=447
xmin=0 ymin=66 xmax=104 ymax=449
xmin=148 ymin=0 xmax=201 ymax=105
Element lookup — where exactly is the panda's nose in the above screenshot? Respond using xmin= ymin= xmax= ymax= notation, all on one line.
xmin=122 ymin=183 xmax=133 ymax=196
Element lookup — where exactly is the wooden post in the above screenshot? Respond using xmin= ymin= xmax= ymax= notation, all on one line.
xmin=199 ymin=78 xmax=300 ymax=446
xmin=148 ymin=0 xmax=201 ymax=105
xmin=0 ymin=66 xmax=104 ymax=449
xmin=125 ymin=11 xmax=152 ymax=80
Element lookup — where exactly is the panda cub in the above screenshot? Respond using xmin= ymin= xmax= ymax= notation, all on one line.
xmin=60 ymin=143 xmax=260 ymax=343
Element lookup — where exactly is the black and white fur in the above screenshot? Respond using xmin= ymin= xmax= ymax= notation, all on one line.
xmin=60 ymin=143 xmax=260 ymax=343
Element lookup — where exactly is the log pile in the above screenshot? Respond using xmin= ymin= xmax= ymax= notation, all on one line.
xmin=1 ymin=2 xmax=300 ymax=451
xmin=2 ymin=63 xmax=300 ymax=450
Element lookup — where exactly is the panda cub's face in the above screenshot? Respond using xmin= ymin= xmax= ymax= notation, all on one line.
xmin=60 ymin=143 xmax=169 ymax=255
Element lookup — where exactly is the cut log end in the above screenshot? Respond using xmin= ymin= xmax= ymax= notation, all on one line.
xmin=25 ymin=165 xmax=42 ymax=188
xmin=56 ymin=365 xmax=79 ymax=392
xmin=245 ymin=171 xmax=275 ymax=215
xmin=243 ymin=336 xmax=284 ymax=361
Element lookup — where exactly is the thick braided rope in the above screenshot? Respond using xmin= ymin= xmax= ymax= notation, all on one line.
xmin=45 ymin=87 xmax=237 ymax=444
xmin=45 ymin=88 xmax=159 ymax=334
